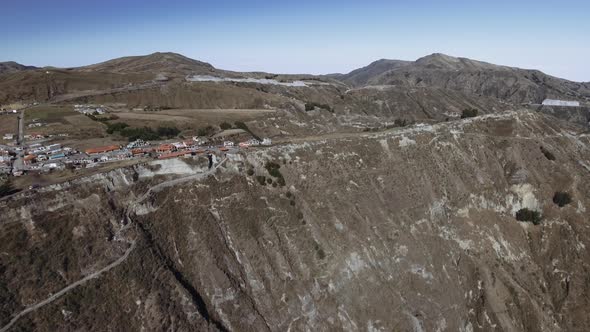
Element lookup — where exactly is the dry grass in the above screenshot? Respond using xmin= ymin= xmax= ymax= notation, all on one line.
xmin=111 ymin=108 xmax=276 ymax=130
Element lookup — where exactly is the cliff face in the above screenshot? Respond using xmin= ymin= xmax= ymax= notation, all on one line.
xmin=1 ymin=111 xmax=590 ymax=331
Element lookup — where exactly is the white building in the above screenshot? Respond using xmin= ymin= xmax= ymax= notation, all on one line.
xmin=127 ymin=139 xmax=148 ymax=149
xmin=261 ymin=138 xmax=272 ymax=146
xmin=542 ymin=99 xmax=580 ymax=107
xmin=246 ymin=139 xmax=261 ymax=146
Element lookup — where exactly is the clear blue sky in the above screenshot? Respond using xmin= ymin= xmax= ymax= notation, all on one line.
xmin=1 ymin=0 xmax=589 ymax=81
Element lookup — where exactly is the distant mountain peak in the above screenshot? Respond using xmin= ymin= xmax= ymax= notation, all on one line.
xmin=0 ymin=61 xmax=37 ymax=75
xmin=78 ymin=52 xmax=215 ymax=75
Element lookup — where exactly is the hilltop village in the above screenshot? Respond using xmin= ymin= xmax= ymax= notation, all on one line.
xmin=0 ymin=105 xmax=271 ymax=188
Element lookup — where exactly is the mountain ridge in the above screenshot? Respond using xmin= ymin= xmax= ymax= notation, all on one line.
xmin=0 ymin=61 xmax=37 ymax=75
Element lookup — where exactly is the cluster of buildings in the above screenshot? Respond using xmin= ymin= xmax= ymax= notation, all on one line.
xmin=238 ymin=138 xmax=271 ymax=148
xmin=3 ymin=133 xmax=69 ymax=142
xmin=27 ymin=119 xmax=46 ymax=128
xmin=18 ymin=142 xmax=80 ymax=172
xmin=74 ymin=104 xmax=107 ymax=115
xmin=1 ymin=132 xmax=273 ymax=176
xmin=0 ymin=148 xmax=12 ymax=173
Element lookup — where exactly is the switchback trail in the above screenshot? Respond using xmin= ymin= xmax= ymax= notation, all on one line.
xmin=0 ymin=241 xmax=137 ymax=332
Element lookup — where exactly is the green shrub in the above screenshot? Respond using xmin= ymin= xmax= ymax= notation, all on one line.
xmin=553 ymin=192 xmax=572 ymax=207
xmin=540 ymin=146 xmax=556 ymax=161
xmin=120 ymin=127 xmax=160 ymax=141
xmin=305 ymin=102 xmax=333 ymax=112
xmin=106 ymin=122 xmax=130 ymax=134
xmin=256 ymin=176 xmax=267 ymax=186
xmin=313 ymin=241 xmax=326 ymax=259
xmin=265 ymin=162 xmax=281 ymax=177
xmin=235 ymin=121 xmax=261 ymax=140
xmin=85 ymin=114 xmax=98 ymax=121
xmin=156 ymin=126 xmax=180 ymax=138
xmin=246 ymin=169 xmax=254 ymax=176
xmin=515 ymin=208 xmax=542 ymax=225
xmin=0 ymin=178 xmax=18 ymax=197
xmin=461 ymin=108 xmax=478 ymax=119
xmin=264 ymin=161 xmax=286 ymax=186
xmin=219 ymin=122 xmax=232 ymax=130
xmin=394 ymin=118 xmax=408 ymax=127
xmin=197 ymin=126 xmax=215 ymax=137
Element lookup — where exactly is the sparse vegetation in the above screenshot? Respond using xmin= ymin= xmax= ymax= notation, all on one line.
xmin=553 ymin=192 xmax=572 ymax=207
xmin=219 ymin=122 xmax=232 ymax=130
xmin=246 ymin=169 xmax=254 ymax=176
xmin=86 ymin=114 xmax=119 ymax=122
xmin=143 ymin=105 xmax=171 ymax=112
xmin=515 ymin=208 xmax=542 ymax=225
xmin=461 ymin=108 xmax=478 ymax=119
xmin=265 ymin=161 xmax=286 ymax=186
xmin=540 ymin=146 xmax=556 ymax=161
xmin=106 ymin=122 xmax=130 ymax=134
xmin=107 ymin=125 xmax=180 ymax=141
xmin=256 ymin=175 xmax=267 ymax=186
xmin=156 ymin=126 xmax=180 ymax=138
xmin=234 ymin=121 xmax=261 ymax=140
xmin=305 ymin=102 xmax=333 ymax=113
xmin=120 ymin=127 xmax=160 ymax=141
xmin=0 ymin=177 xmax=18 ymax=198
xmin=313 ymin=241 xmax=326 ymax=259
xmin=197 ymin=125 xmax=215 ymax=137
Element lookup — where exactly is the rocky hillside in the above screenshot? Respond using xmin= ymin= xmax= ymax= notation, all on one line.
xmin=2 ymin=111 xmax=589 ymax=331
xmin=329 ymin=59 xmax=411 ymax=87
xmin=77 ymin=52 xmax=217 ymax=77
xmin=337 ymin=53 xmax=590 ymax=105
xmin=0 ymin=61 xmax=37 ymax=75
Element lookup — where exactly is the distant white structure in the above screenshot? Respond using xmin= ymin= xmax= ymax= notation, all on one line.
xmin=187 ymin=75 xmax=308 ymax=87
xmin=126 ymin=139 xmax=148 ymax=149
xmin=261 ymin=138 xmax=272 ymax=146
xmin=542 ymin=99 xmax=580 ymax=107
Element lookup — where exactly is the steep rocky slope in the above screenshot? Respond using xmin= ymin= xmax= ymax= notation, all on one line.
xmin=1 ymin=111 xmax=589 ymax=331
xmin=329 ymin=59 xmax=411 ymax=87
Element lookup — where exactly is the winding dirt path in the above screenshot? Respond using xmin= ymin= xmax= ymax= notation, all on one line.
xmin=1 ymin=157 xmax=230 ymax=331
xmin=0 ymin=241 xmax=136 ymax=332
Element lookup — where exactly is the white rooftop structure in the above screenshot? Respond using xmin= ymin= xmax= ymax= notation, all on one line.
xmin=542 ymin=99 xmax=580 ymax=107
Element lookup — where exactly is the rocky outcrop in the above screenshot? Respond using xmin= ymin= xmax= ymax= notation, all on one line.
xmin=1 ymin=111 xmax=589 ymax=331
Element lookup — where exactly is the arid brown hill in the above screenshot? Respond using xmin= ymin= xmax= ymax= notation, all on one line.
xmin=335 ymin=53 xmax=590 ymax=104
xmin=1 ymin=111 xmax=589 ymax=331
xmin=77 ymin=52 xmax=217 ymax=77
xmin=0 ymin=61 xmax=37 ymax=75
